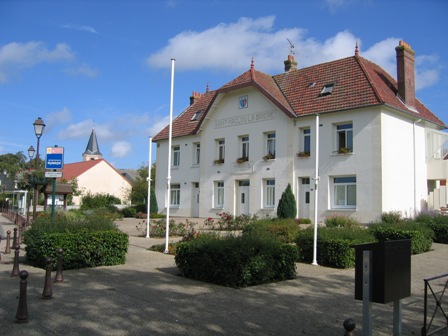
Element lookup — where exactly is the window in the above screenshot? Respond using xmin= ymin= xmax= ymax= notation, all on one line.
xmin=240 ymin=136 xmax=249 ymax=160
xmin=216 ymin=139 xmax=225 ymax=163
xmin=298 ymin=128 xmax=311 ymax=157
xmin=172 ymin=145 xmax=180 ymax=166
xmin=336 ymin=123 xmax=353 ymax=153
xmin=193 ymin=143 xmax=200 ymax=165
xmin=320 ymin=83 xmax=335 ymax=96
xmin=214 ymin=181 xmax=224 ymax=208
xmin=170 ymin=184 xmax=180 ymax=206
xmin=266 ymin=132 xmax=276 ymax=159
xmin=264 ymin=179 xmax=275 ymax=207
xmin=332 ymin=176 xmax=356 ymax=208
xmin=190 ymin=110 xmax=202 ymax=121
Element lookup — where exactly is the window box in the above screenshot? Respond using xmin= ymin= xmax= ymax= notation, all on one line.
xmin=236 ymin=157 xmax=249 ymax=164
xmin=263 ymin=153 xmax=275 ymax=161
xmin=214 ymin=159 xmax=224 ymax=165
xmin=297 ymin=151 xmax=310 ymax=158
xmin=337 ymin=147 xmax=352 ymax=154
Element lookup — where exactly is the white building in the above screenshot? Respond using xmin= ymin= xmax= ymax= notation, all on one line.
xmin=153 ymin=41 xmax=447 ymax=223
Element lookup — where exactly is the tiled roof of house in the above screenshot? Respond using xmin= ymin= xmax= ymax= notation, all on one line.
xmin=153 ymin=53 xmax=446 ymax=141
xmin=61 ymin=159 xmax=104 ymax=180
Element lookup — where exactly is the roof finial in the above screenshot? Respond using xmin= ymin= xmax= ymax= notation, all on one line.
xmin=250 ymin=57 xmax=255 ymax=80
xmin=355 ymin=41 xmax=359 ymax=56
xmin=206 ymin=82 xmax=209 ymax=93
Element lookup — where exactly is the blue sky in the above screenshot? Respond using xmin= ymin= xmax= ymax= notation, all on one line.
xmin=1 ymin=0 xmax=447 ymax=169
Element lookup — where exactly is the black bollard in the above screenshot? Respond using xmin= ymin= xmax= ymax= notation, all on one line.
xmin=55 ymin=248 xmax=64 ymax=283
xmin=5 ymin=230 xmax=11 ymax=254
xmin=343 ymin=318 xmax=356 ymax=335
xmin=15 ymin=270 xmax=29 ymax=323
xmin=42 ymin=257 xmax=53 ymax=299
xmin=11 ymin=246 xmax=20 ymax=277
xmin=12 ymin=227 xmax=18 ymax=249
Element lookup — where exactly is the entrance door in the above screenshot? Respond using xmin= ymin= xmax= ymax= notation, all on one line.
xmin=237 ymin=180 xmax=250 ymax=216
xmin=299 ymin=177 xmax=311 ymax=219
xmin=192 ymin=182 xmax=200 ymax=217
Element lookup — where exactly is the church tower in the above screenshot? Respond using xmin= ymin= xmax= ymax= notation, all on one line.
xmin=83 ymin=128 xmax=103 ymax=161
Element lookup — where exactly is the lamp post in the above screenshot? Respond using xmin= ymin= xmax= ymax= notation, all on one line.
xmin=32 ymin=117 xmax=45 ymax=222
xmin=26 ymin=146 xmax=35 ymax=225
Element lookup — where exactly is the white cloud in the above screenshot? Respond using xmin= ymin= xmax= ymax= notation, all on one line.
xmin=112 ymin=141 xmax=132 ymax=158
xmin=64 ymin=64 xmax=99 ymax=78
xmin=148 ymin=115 xmax=170 ymax=137
xmin=45 ymin=107 xmax=72 ymax=132
xmin=61 ymin=24 xmax=98 ymax=34
xmin=148 ymin=16 xmax=442 ymax=91
xmin=0 ymin=42 xmax=75 ymax=83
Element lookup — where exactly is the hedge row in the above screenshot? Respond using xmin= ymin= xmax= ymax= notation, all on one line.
xmin=175 ymin=233 xmax=298 ymax=288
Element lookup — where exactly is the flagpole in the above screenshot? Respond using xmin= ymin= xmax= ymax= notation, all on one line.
xmin=146 ymin=136 xmax=152 ymax=238
xmin=165 ymin=58 xmax=175 ymax=253
xmin=312 ymin=114 xmax=320 ymax=266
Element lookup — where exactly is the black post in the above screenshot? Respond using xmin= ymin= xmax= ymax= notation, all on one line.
xmin=5 ymin=230 xmax=11 ymax=254
xmin=12 ymin=227 xmax=18 ymax=249
xmin=11 ymin=246 xmax=20 ymax=277
xmin=15 ymin=270 xmax=29 ymax=323
xmin=55 ymin=248 xmax=64 ymax=282
xmin=42 ymin=257 xmax=53 ymax=299
xmin=343 ymin=319 xmax=356 ymax=335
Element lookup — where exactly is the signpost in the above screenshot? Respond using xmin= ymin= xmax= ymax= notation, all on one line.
xmin=45 ymin=146 xmax=64 ymax=221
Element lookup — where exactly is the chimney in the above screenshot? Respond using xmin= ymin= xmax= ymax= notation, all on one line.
xmin=190 ymin=91 xmax=201 ymax=105
xmin=284 ymin=54 xmax=298 ymax=72
xmin=395 ymin=40 xmax=415 ymax=108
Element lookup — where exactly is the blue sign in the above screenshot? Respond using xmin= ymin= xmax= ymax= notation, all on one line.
xmin=45 ymin=147 xmax=64 ymax=170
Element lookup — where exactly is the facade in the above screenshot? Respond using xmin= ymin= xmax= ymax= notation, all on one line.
xmin=153 ymin=41 xmax=447 ymax=223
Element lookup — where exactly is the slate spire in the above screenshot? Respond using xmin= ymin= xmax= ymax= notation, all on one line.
xmin=83 ymin=128 xmax=103 ymax=161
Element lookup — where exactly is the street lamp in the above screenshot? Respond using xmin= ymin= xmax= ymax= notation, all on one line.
xmin=28 ymin=146 xmax=35 ymax=161
xmin=32 ymin=117 xmax=45 ymax=222
xmin=26 ymin=145 xmax=35 ymax=225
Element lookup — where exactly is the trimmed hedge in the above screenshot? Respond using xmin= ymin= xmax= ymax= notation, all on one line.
xmin=368 ymin=221 xmax=433 ymax=254
xmin=242 ymin=218 xmax=300 ymax=243
xmin=175 ymin=233 xmax=298 ymax=288
xmin=295 ymin=227 xmax=375 ymax=268
xmin=426 ymin=222 xmax=448 ymax=243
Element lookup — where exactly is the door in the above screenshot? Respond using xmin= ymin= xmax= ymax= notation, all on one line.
xmin=237 ymin=180 xmax=250 ymax=216
xmin=299 ymin=177 xmax=311 ymax=219
xmin=192 ymin=182 xmax=200 ymax=217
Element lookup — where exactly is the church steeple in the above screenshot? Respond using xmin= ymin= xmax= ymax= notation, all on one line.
xmin=83 ymin=127 xmax=103 ymax=161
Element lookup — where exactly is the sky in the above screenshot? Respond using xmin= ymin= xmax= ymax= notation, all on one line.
xmin=1 ymin=0 xmax=447 ymax=170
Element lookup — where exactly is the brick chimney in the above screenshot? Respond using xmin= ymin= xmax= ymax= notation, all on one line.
xmin=190 ymin=91 xmax=201 ymax=105
xmin=284 ymin=54 xmax=298 ymax=72
xmin=395 ymin=40 xmax=415 ymax=108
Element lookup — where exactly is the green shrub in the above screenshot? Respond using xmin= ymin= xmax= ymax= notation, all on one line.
xmin=149 ymin=219 xmax=195 ymax=237
xmin=242 ymin=218 xmax=300 ymax=243
xmin=368 ymin=221 xmax=433 ymax=254
xmin=325 ymin=215 xmax=361 ymax=228
xmin=277 ymin=184 xmax=297 ymax=219
xmin=381 ymin=210 xmax=403 ymax=224
xmin=80 ymin=192 xmax=121 ymax=210
xmin=203 ymin=212 xmax=257 ymax=230
xmin=121 ymin=206 xmax=137 ymax=218
xmin=175 ymin=233 xmax=298 ymax=288
xmin=24 ymin=213 xmax=128 ymax=270
xmin=426 ymin=222 xmax=448 ymax=243
xmin=296 ymin=218 xmax=312 ymax=224
xmin=295 ymin=227 xmax=375 ymax=268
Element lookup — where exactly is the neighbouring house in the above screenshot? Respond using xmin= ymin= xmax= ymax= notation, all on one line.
xmin=60 ymin=128 xmax=132 ymax=205
xmin=153 ymin=41 xmax=448 ymax=223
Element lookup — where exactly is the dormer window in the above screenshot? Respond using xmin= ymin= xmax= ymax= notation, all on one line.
xmin=190 ymin=110 xmax=202 ymax=121
xmin=320 ymin=83 xmax=335 ymax=96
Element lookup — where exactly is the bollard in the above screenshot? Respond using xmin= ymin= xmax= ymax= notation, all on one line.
xmin=15 ymin=270 xmax=29 ymax=323
xmin=11 ymin=246 xmax=20 ymax=277
xmin=5 ymin=230 xmax=11 ymax=254
xmin=343 ymin=318 xmax=356 ymax=335
xmin=12 ymin=227 xmax=18 ymax=249
xmin=0 ymin=235 xmax=2 ymax=261
xmin=55 ymin=248 xmax=64 ymax=282
xmin=42 ymin=257 xmax=53 ymax=299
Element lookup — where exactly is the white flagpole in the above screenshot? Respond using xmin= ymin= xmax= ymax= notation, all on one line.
xmin=165 ymin=58 xmax=175 ymax=253
xmin=146 ymin=136 xmax=152 ymax=238
xmin=312 ymin=114 xmax=320 ymax=266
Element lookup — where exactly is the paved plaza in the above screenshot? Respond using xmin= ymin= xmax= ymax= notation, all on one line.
xmin=1 ymin=215 xmax=447 ymax=335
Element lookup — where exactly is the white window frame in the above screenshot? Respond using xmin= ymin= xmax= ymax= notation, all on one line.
xmin=193 ymin=143 xmax=200 ymax=165
xmin=266 ymin=132 xmax=276 ymax=157
xmin=300 ymin=128 xmax=311 ymax=155
xmin=170 ymin=183 xmax=180 ymax=207
xmin=214 ymin=181 xmax=224 ymax=208
xmin=331 ymin=176 xmax=356 ymax=209
xmin=263 ymin=179 xmax=276 ymax=208
xmin=240 ymin=135 xmax=249 ymax=160
xmin=172 ymin=145 xmax=180 ymax=167
xmin=217 ymin=139 xmax=225 ymax=162
xmin=336 ymin=122 xmax=353 ymax=153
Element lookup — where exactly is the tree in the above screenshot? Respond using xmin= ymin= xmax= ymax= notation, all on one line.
xmin=277 ymin=183 xmax=297 ymax=219
xmin=130 ymin=163 xmax=158 ymax=213
xmin=0 ymin=152 xmax=29 ymax=177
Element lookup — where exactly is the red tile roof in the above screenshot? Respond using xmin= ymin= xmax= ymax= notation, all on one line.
xmin=153 ymin=54 xmax=446 ymax=141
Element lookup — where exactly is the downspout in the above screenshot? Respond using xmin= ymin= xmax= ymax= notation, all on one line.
xmin=312 ymin=114 xmax=320 ymax=266
xmin=413 ymin=119 xmax=421 ymax=218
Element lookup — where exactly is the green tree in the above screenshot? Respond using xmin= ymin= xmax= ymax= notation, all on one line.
xmin=0 ymin=152 xmax=29 ymax=177
xmin=130 ymin=163 xmax=158 ymax=213
xmin=277 ymin=183 xmax=297 ymax=219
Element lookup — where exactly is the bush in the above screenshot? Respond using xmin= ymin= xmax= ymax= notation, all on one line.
xmin=23 ymin=212 xmax=128 ymax=270
xmin=295 ymin=227 xmax=375 ymax=268
xmin=242 ymin=218 xmax=300 ymax=243
xmin=80 ymin=192 xmax=121 ymax=210
xmin=368 ymin=221 xmax=434 ymax=254
xmin=203 ymin=212 xmax=257 ymax=230
xmin=325 ymin=215 xmax=361 ymax=228
xmin=175 ymin=233 xmax=298 ymax=288
xmin=277 ymin=184 xmax=297 ymax=219
xmin=296 ymin=218 xmax=312 ymax=224
xmin=121 ymin=206 xmax=137 ymax=218
xmin=381 ymin=210 xmax=403 ymax=224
